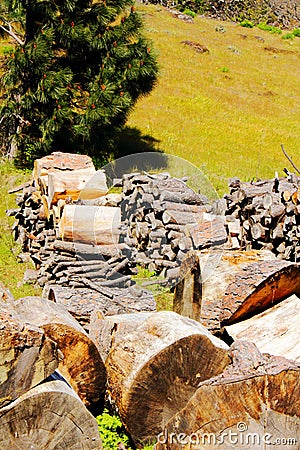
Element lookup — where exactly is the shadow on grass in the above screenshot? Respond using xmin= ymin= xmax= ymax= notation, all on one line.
xmin=105 ymin=126 xmax=168 ymax=182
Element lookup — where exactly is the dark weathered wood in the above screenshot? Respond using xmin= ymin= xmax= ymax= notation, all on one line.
xmin=11 ymin=296 xmax=106 ymax=406
xmin=0 ymin=289 xmax=60 ymax=408
xmin=156 ymin=341 xmax=300 ymax=450
xmin=0 ymin=380 xmax=102 ymax=449
xmin=173 ymin=251 xmax=202 ymax=321
xmin=105 ymin=311 xmax=230 ymax=445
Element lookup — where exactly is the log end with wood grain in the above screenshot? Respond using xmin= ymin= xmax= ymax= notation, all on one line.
xmin=155 ymin=340 xmax=300 ymax=450
xmin=105 ymin=311 xmax=230 ymax=446
xmin=0 ymin=380 xmax=102 ymax=449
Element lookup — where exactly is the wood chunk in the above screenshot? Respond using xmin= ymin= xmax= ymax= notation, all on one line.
xmin=46 ymin=285 xmax=156 ymax=330
xmin=173 ymin=251 xmax=202 ymax=321
xmin=186 ymin=215 xmax=227 ymax=249
xmin=220 ymin=259 xmax=300 ymax=325
xmin=156 ymin=341 xmax=300 ymax=450
xmin=105 ymin=311 xmax=230 ymax=445
xmin=226 ymin=294 xmax=300 ymax=361
xmin=0 ymin=297 xmax=60 ymax=408
xmin=58 ymin=204 xmax=121 ymax=245
xmin=48 ymin=168 xmax=108 ymax=206
xmin=11 ymin=296 xmax=106 ymax=406
xmin=0 ymin=380 xmax=102 ymax=449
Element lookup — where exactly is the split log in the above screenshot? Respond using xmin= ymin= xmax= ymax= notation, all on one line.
xmin=58 ymin=204 xmax=121 ymax=245
xmin=105 ymin=311 xmax=230 ymax=445
xmin=48 ymin=168 xmax=108 ymax=206
xmin=0 ymin=380 xmax=102 ymax=449
xmin=197 ymin=249 xmax=300 ymax=333
xmin=156 ymin=341 xmax=300 ymax=450
xmin=226 ymin=294 xmax=300 ymax=361
xmin=173 ymin=251 xmax=202 ymax=320
xmin=46 ymin=285 xmax=156 ymax=330
xmin=0 ymin=289 xmax=60 ymax=408
xmin=185 ymin=215 xmax=227 ymax=250
xmin=33 ymin=151 xmax=95 ymax=189
xmin=162 ymin=209 xmax=203 ymax=226
xmin=10 ymin=296 xmax=106 ymax=406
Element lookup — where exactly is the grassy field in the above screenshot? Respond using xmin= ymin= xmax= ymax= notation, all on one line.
xmin=1 ymin=6 xmax=300 ymax=293
xmin=127 ymin=5 xmax=300 ymax=194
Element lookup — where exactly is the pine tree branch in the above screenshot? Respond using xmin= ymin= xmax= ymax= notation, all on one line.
xmin=0 ymin=20 xmax=24 ymax=46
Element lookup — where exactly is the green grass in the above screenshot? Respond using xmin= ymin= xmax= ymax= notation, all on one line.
xmin=126 ymin=5 xmax=300 ymax=195
xmin=0 ymin=161 xmax=41 ymax=298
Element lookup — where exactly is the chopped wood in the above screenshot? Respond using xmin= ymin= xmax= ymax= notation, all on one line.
xmin=105 ymin=311 xmax=230 ymax=445
xmin=10 ymin=296 xmax=106 ymax=406
xmin=0 ymin=286 xmax=60 ymax=407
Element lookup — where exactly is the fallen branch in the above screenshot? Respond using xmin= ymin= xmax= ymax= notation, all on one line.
xmin=281 ymin=143 xmax=300 ymax=175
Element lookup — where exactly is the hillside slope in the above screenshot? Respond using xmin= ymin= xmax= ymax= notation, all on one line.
xmin=127 ymin=5 xmax=300 ymax=193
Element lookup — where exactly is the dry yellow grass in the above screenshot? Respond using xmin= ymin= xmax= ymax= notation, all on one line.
xmin=127 ymin=5 xmax=300 ymax=194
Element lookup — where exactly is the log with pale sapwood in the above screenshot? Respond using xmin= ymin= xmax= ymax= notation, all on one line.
xmin=226 ymin=293 xmax=300 ymax=361
xmin=155 ymin=340 xmax=300 ymax=450
xmin=105 ymin=311 xmax=230 ymax=446
xmin=0 ymin=287 xmax=60 ymax=408
xmin=0 ymin=380 xmax=102 ymax=449
xmin=9 ymin=295 xmax=106 ymax=406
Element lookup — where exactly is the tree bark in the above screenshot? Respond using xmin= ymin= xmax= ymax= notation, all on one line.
xmin=156 ymin=341 xmax=300 ymax=450
xmin=0 ymin=380 xmax=102 ymax=449
xmin=105 ymin=311 xmax=230 ymax=446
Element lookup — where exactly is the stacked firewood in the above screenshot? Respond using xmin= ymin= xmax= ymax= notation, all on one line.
xmin=224 ymin=174 xmax=300 ymax=261
xmin=120 ymin=172 xmax=227 ymax=281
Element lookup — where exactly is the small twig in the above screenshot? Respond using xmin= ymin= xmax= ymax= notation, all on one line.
xmin=281 ymin=144 xmax=300 ymax=175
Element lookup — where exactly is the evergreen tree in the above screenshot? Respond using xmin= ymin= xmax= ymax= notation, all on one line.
xmin=0 ymin=0 xmax=158 ymax=165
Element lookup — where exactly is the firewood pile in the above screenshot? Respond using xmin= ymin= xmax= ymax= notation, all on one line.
xmin=224 ymin=174 xmax=300 ymax=261
xmin=120 ymin=171 xmax=227 ymax=283
xmin=7 ymin=152 xmax=156 ymax=326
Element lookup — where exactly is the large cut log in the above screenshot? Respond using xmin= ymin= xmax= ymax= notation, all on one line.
xmin=0 ymin=380 xmax=102 ymax=449
xmin=46 ymin=285 xmax=156 ymax=330
xmin=33 ymin=151 xmax=94 ymax=189
xmin=89 ymin=312 xmax=153 ymax=361
xmin=173 ymin=251 xmax=202 ymax=321
xmin=48 ymin=168 xmax=108 ymax=206
xmin=105 ymin=311 xmax=230 ymax=446
xmin=156 ymin=341 xmax=300 ymax=450
xmin=197 ymin=250 xmax=300 ymax=333
xmin=58 ymin=204 xmax=121 ymax=244
xmin=10 ymin=296 xmax=106 ymax=406
xmin=226 ymin=294 xmax=300 ymax=361
xmin=0 ymin=289 xmax=60 ymax=408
